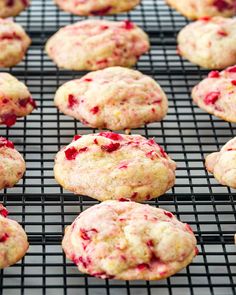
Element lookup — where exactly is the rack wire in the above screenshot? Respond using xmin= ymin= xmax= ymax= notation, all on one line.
xmin=0 ymin=0 xmax=235 ymax=294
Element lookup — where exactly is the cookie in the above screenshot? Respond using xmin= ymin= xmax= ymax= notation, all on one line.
xmin=0 ymin=137 xmax=26 ymax=190
xmin=0 ymin=18 xmax=31 ymax=67
xmin=54 ymin=132 xmax=176 ymax=202
xmin=62 ymin=200 xmax=198 ymax=280
xmin=0 ymin=204 xmax=28 ymax=269
xmin=45 ymin=19 xmax=150 ymax=71
xmin=165 ymin=0 xmax=236 ymax=20
xmin=54 ymin=67 xmax=168 ymax=130
xmin=205 ymin=137 xmax=236 ymax=188
xmin=0 ymin=73 xmax=36 ymax=126
xmin=177 ymin=17 xmax=236 ymax=69
xmin=0 ymin=0 xmax=30 ymax=18
xmin=54 ymin=0 xmax=140 ymax=16
xmin=192 ymin=65 xmax=236 ymax=122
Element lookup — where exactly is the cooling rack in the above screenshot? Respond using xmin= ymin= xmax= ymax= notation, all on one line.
xmin=0 ymin=0 xmax=235 ymax=294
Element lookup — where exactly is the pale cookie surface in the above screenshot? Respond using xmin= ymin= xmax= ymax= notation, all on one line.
xmin=165 ymin=0 xmax=236 ymax=20
xmin=62 ymin=200 xmax=198 ymax=280
xmin=0 ymin=18 xmax=31 ymax=67
xmin=54 ymin=132 xmax=176 ymax=202
xmin=54 ymin=67 xmax=168 ymax=130
xmin=54 ymin=0 xmax=140 ymax=16
xmin=206 ymin=137 xmax=236 ymax=188
xmin=0 ymin=204 xmax=28 ymax=269
xmin=0 ymin=137 xmax=26 ymax=190
xmin=45 ymin=19 xmax=150 ymax=71
xmin=192 ymin=65 xmax=236 ymax=122
xmin=0 ymin=73 xmax=36 ymax=126
xmin=0 ymin=0 xmax=30 ymax=18
xmin=178 ymin=17 xmax=236 ymax=69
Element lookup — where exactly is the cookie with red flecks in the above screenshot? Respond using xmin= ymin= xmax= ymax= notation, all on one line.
xmin=54 ymin=132 xmax=176 ymax=201
xmin=45 ymin=19 xmax=150 ymax=71
xmin=165 ymin=0 xmax=236 ymax=20
xmin=0 ymin=204 xmax=28 ymax=269
xmin=206 ymin=137 xmax=236 ymax=188
xmin=0 ymin=137 xmax=26 ymax=190
xmin=192 ymin=65 xmax=236 ymax=122
xmin=0 ymin=0 xmax=30 ymax=18
xmin=0 ymin=18 xmax=31 ymax=67
xmin=54 ymin=0 xmax=140 ymax=16
xmin=62 ymin=200 xmax=197 ymax=280
xmin=0 ymin=73 xmax=36 ymax=126
xmin=178 ymin=17 xmax=236 ymax=69
xmin=54 ymin=67 xmax=168 ymax=130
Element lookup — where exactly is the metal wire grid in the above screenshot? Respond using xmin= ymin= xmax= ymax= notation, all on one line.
xmin=0 ymin=0 xmax=235 ymax=294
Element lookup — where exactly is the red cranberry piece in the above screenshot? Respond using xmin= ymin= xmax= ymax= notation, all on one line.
xmin=90 ymin=106 xmax=99 ymax=114
xmin=94 ymin=138 xmax=98 ymax=145
xmin=131 ymin=192 xmax=138 ymax=200
xmin=204 ymin=92 xmax=220 ymax=105
xmin=122 ymin=20 xmax=135 ymax=30
xmin=137 ymin=263 xmax=149 ymax=270
xmin=227 ymin=66 xmax=236 ymax=73
xmin=118 ymin=163 xmax=128 ymax=169
xmin=0 ymin=205 xmax=8 ymax=217
xmin=217 ymin=30 xmax=228 ymax=37
xmin=19 ymin=97 xmax=37 ymax=109
xmin=2 ymin=98 xmax=9 ymax=104
xmin=73 ymin=135 xmax=81 ymax=141
xmin=84 ymin=78 xmax=93 ymax=82
xmin=146 ymin=150 xmax=158 ymax=160
xmin=199 ymin=16 xmax=211 ymax=21
xmin=213 ymin=0 xmax=231 ymax=11
xmin=231 ymin=80 xmax=236 ymax=86
xmin=91 ymin=6 xmax=112 ymax=15
xmin=152 ymin=99 xmax=162 ymax=104
xmin=159 ymin=146 xmax=167 ymax=158
xmin=80 ymin=229 xmax=90 ymax=240
xmin=146 ymin=240 xmax=154 ymax=247
xmin=68 ymin=94 xmax=78 ymax=109
xmin=0 ymin=137 xmax=14 ymax=149
xmin=208 ymin=71 xmax=220 ymax=78
xmin=100 ymin=25 xmax=109 ymax=30
xmin=99 ymin=132 xmax=123 ymax=141
xmin=6 ymin=0 xmax=14 ymax=7
xmin=195 ymin=247 xmax=199 ymax=256
xmin=101 ymin=142 xmax=120 ymax=153
xmin=148 ymin=139 xmax=156 ymax=146
xmin=1 ymin=113 xmax=17 ymax=127
xmin=185 ymin=224 xmax=193 ymax=233
xmin=21 ymin=0 xmax=29 ymax=5
xmin=118 ymin=198 xmax=130 ymax=202
xmin=164 ymin=211 xmax=173 ymax=218
xmin=64 ymin=147 xmax=78 ymax=160
xmin=0 ymin=233 xmax=9 ymax=242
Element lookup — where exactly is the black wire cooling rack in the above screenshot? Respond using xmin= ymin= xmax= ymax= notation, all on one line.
xmin=0 ymin=0 xmax=235 ymax=294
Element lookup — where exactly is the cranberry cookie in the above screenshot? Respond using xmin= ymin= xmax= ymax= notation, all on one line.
xmin=54 ymin=0 xmax=140 ymax=16
xmin=0 ymin=73 xmax=36 ymax=126
xmin=206 ymin=137 xmax=236 ymax=188
xmin=0 ymin=0 xmax=30 ymax=18
xmin=54 ymin=67 xmax=168 ymax=130
xmin=165 ymin=0 xmax=236 ymax=20
xmin=0 ymin=137 xmax=25 ymax=190
xmin=45 ymin=20 xmax=150 ymax=71
xmin=62 ymin=200 xmax=198 ymax=280
xmin=178 ymin=17 xmax=236 ymax=69
xmin=192 ymin=65 xmax=236 ymax=122
xmin=54 ymin=132 xmax=176 ymax=202
xmin=0 ymin=204 xmax=28 ymax=269
xmin=0 ymin=18 xmax=31 ymax=67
